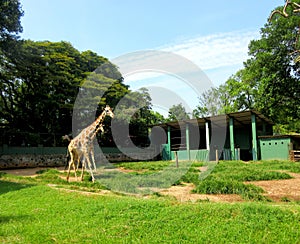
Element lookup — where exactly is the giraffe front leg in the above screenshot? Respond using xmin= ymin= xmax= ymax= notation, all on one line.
xmin=85 ymin=153 xmax=95 ymax=183
xmin=91 ymin=151 xmax=97 ymax=172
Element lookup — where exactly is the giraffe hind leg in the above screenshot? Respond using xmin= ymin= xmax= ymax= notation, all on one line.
xmin=66 ymin=161 xmax=71 ymax=181
xmin=67 ymin=151 xmax=78 ymax=181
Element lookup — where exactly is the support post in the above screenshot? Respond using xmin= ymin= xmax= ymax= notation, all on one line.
xmin=186 ymin=123 xmax=190 ymax=160
xmin=229 ymin=117 xmax=235 ymax=160
xmin=167 ymin=126 xmax=171 ymax=160
xmin=205 ymin=121 xmax=210 ymax=151
xmin=251 ymin=113 xmax=258 ymax=161
xmin=175 ymin=151 xmax=179 ymax=168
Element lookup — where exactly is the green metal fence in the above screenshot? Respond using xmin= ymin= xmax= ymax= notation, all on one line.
xmin=0 ymin=146 xmax=126 ymax=155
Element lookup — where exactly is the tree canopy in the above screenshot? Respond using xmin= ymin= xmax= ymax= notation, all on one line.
xmin=193 ymin=1 xmax=300 ymax=133
xmin=168 ymin=103 xmax=190 ymax=121
xmin=0 ymin=0 xmax=23 ymax=42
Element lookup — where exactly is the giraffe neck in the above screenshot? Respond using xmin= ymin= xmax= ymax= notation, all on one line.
xmin=90 ymin=110 xmax=106 ymax=133
xmin=72 ymin=109 xmax=107 ymax=146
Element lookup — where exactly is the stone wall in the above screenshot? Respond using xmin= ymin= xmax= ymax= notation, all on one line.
xmin=0 ymin=152 xmax=160 ymax=169
xmin=0 ymin=154 xmax=66 ymax=169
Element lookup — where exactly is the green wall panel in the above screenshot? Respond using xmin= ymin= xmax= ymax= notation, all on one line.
xmin=259 ymin=138 xmax=290 ymax=160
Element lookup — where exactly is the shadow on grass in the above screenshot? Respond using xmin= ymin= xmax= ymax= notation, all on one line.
xmin=0 ymin=173 xmax=35 ymax=195
xmin=0 ymin=214 xmax=31 ymax=224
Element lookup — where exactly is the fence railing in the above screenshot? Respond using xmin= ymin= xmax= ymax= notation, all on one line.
xmin=289 ymin=150 xmax=300 ymax=162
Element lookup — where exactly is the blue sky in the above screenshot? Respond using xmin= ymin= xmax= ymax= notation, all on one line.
xmin=20 ymin=0 xmax=283 ymax=115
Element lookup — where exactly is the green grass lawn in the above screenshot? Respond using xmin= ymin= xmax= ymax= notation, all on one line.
xmin=1 ymin=160 xmax=300 ymax=243
xmin=114 ymin=160 xmax=300 ymax=201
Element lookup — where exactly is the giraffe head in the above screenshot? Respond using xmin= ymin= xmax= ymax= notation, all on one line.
xmin=104 ymin=105 xmax=114 ymax=118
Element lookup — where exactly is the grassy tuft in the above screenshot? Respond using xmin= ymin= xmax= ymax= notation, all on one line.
xmin=115 ymin=161 xmax=173 ymax=173
xmin=193 ymin=179 xmax=267 ymax=201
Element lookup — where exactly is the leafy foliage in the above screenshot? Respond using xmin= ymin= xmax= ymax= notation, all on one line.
xmin=0 ymin=40 xmax=121 ymax=145
xmin=0 ymin=38 xmax=163 ymax=146
xmin=168 ymin=103 xmax=190 ymax=121
xmin=0 ymin=0 xmax=23 ymax=42
xmin=246 ymin=3 xmax=300 ymax=132
xmin=193 ymin=2 xmax=300 ymax=133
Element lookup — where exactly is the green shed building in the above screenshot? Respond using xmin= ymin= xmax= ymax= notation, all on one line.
xmin=158 ymin=110 xmax=274 ymax=161
xmin=259 ymin=135 xmax=300 ymax=161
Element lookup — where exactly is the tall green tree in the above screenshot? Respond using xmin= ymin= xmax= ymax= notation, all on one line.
xmin=244 ymin=1 xmax=300 ymax=132
xmin=0 ymin=0 xmax=24 ymax=130
xmin=0 ymin=0 xmax=23 ymax=86
xmin=194 ymin=1 xmax=300 ymax=133
xmin=0 ymin=40 xmax=126 ymax=145
xmin=168 ymin=103 xmax=190 ymax=121
xmin=223 ymin=69 xmax=257 ymax=112
xmin=0 ymin=0 xmax=23 ymax=43
xmin=192 ymin=84 xmax=236 ymax=118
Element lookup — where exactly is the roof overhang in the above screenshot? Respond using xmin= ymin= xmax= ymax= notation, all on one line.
xmin=153 ymin=110 xmax=274 ymax=130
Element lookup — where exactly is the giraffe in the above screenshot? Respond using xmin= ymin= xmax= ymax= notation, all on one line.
xmin=64 ymin=124 xmax=104 ymax=176
xmin=66 ymin=105 xmax=114 ymax=182
xmin=78 ymin=123 xmax=104 ymax=181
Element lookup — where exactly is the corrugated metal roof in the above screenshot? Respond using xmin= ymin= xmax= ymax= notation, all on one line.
xmin=154 ymin=110 xmax=273 ymax=129
xmin=259 ymin=134 xmax=300 ymax=139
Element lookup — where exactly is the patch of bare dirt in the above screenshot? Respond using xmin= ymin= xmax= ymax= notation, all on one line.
xmin=47 ymin=184 xmax=112 ymax=196
xmin=117 ymin=167 xmax=148 ymax=173
xmin=198 ymin=166 xmax=208 ymax=172
xmin=159 ymin=183 xmax=243 ymax=203
xmin=246 ymin=172 xmax=300 ymax=202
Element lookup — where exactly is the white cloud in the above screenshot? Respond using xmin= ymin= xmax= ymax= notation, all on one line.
xmin=160 ymin=30 xmax=259 ymax=71
xmin=122 ymin=30 xmax=259 ymax=113
xmin=124 ymin=30 xmax=259 ymax=86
